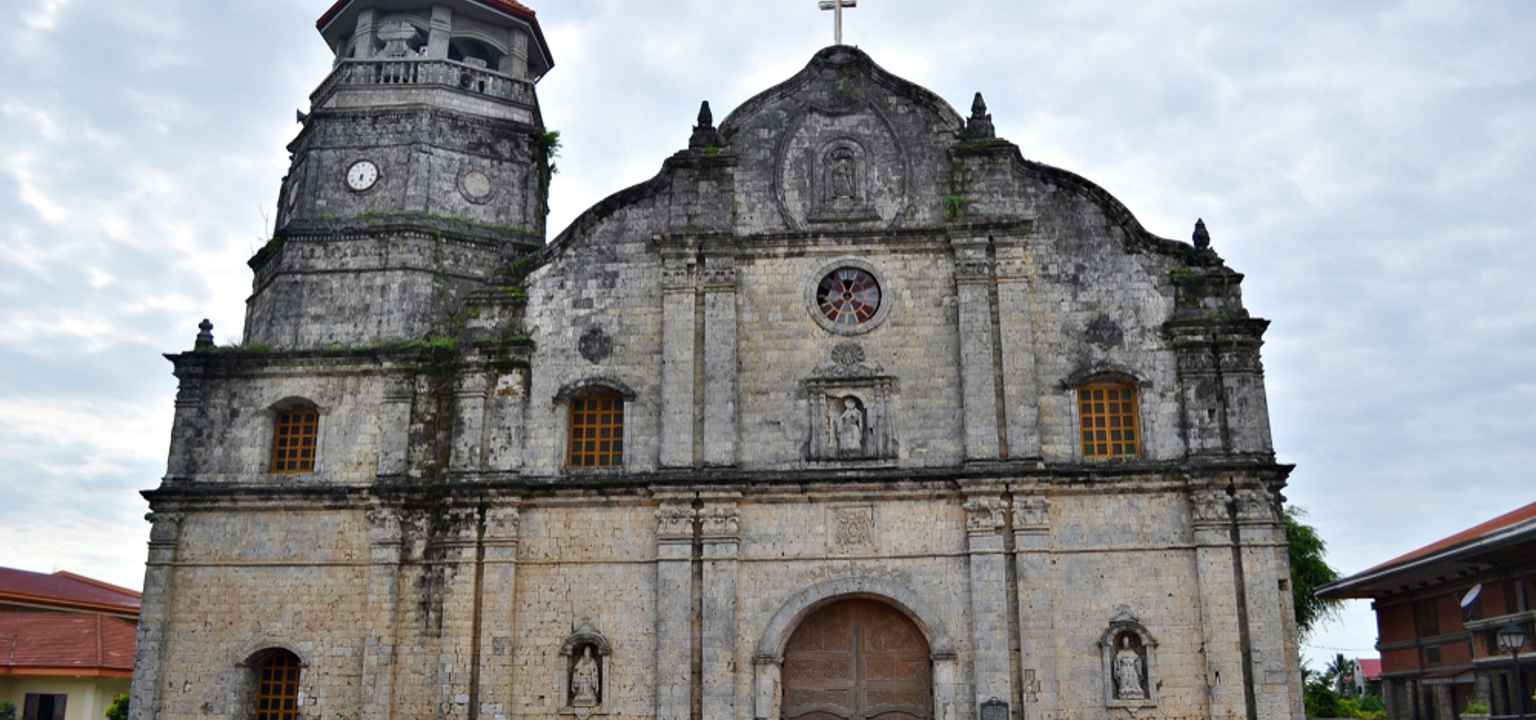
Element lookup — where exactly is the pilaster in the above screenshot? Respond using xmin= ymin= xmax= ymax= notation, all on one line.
xmin=349 ymin=9 xmax=376 ymax=61
xmin=451 ymin=369 xmax=491 ymax=472
xmin=434 ymin=507 xmax=481 ymax=720
xmin=378 ymin=375 xmax=414 ymax=476
xmin=700 ymin=494 xmax=740 ymax=720
xmin=701 ymin=249 xmax=738 ymax=467
xmin=1190 ymin=485 xmax=1248 ymax=720
xmin=361 ymin=507 xmax=403 ymax=720
xmin=654 ymin=494 xmax=696 ymax=720
xmin=427 ymin=5 xmax=453 ymax=60
xmin=476 ymin=503 xmax=521 ymax=720
xmin=660 ymin=242 xmax=699 ymax=467
xmin=486 ymin=368 xmax=527 ymax=472
xmin=129 ymin=512 xmax=183 ymax=720
xmin=952 ymin=235 xmax=1001 ymax=460
xmin=963 ymin=489 xmax=1012 ymax=711
xmin=1010 ymin=492 xmax=1056 ymax=718
xmin=994 ymin=237 xmax=1040 ymax=458
xmin=167 ymin=361 xmax=209 ymax=476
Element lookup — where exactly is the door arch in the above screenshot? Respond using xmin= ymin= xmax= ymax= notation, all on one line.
xmin=781 ymin=598 xmax=932 ymax=720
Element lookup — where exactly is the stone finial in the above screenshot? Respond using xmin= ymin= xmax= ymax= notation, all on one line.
xmin=195 ymin=319 xmax=214 ymax=350
xmin=1193 ymin=218 xmax=1211 ymax=249
xmin=689 ymin=100 xmax=722 ymax=151
xmin=963 ymin=92 xmax=995 ymax=140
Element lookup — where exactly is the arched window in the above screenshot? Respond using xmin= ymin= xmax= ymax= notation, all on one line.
xmin=252 ymin=649 xmax=301 ymax=720
xmin=1078 ymin=382 xmax=1141 ymax=459
xmin=271 ymin=401 xmax=319 ymax=474
xmin=568 ymin=388 xmax=624 ymax=468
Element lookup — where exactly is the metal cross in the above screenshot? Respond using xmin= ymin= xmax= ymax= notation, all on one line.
xmin=818 ymin=0 xmax=858 ymax=45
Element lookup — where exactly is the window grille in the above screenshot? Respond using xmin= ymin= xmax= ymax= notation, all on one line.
xmin=1078 ymin=384 xmax=1140 ymax=459
xmin=272 ymin=406 xmax=319 ymax=474
xmin=254 ymin=651 xmax=301 ymax=720
xmin=568 ymin=390 xmax=624 ymax=468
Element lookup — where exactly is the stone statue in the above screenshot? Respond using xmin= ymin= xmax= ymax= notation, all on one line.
xmin=1114 ymin=635 xmax=1145 ymax=700
xmin=836 ymin=398 xmax=865 ymax=454
xmin=828 ymin=149 xmax=857 ymax=200
xmin=571 ymin=646 xmax=600 ymax=706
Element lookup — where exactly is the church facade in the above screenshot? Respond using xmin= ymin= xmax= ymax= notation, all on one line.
xmin=129 ymin=3 xmax=1305 ymax=720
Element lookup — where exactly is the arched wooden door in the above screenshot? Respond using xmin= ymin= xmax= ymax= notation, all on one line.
xmin=782 ymin=598 xmax=932 ymax=720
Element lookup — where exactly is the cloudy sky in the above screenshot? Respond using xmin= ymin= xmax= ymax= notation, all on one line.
xmin=2 ymin=0 xmax=1533 ymax=670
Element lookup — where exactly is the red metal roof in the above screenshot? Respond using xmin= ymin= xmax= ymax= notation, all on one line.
xmin=1361 ymin=500 xmax=1536 ymax=575
xmin=0 ymin=567 xmax=141 ymax=615
xmin=0 ymin=612 xmax=137 ymax=676
xmin=316 ymin=0 xmax=538 ymax=30
xmin=1357 ymin=658 xmax=1382 ymax=681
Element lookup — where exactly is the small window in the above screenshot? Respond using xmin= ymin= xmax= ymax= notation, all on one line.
xmin=1415 ymin=597 xmax=1440 ymax=636
xmin=254 ymin=650 xmax=302 ymax=720
xmin=271 ymin=404 xmax=319 ymax=474
xmin=23 ymin=694 xmax=66 ymax=720
xmin=1079 ymin=383 xmax=1141 ymax=459
xmin=568 ymin=389 xmax=624 ymax=468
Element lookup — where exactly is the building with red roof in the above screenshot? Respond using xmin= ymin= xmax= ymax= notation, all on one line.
xmin=1318 ymin=501 xmax=1536 ymax=720
xmin=0 ymin=567 xmax=140 ymax=720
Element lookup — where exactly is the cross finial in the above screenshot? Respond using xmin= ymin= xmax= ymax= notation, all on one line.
xmin=818 ymin=0 xmax=858 ymax=46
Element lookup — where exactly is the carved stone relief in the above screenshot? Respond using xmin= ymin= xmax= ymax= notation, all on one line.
xmin=559 ymin=622 xmax=612 ymax=719
xmin=828 ymin=505 xmax=876 ymax=553
xmin=1013 ymin=496 xmax=1050 ymax=529
xmin=775 ymin=106 xmax=910 ymax=230
xmin=802 ymin=342 xmax=897 ymax=461
xmin=963 ymin=496 xmax=1007 ymax=534
xmin=578 ymin=326 xmax=612 ymax=364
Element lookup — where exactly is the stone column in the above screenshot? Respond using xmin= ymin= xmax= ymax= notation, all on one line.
xmin=378 ymin=375 xmax=414 ymax=477
xmin=701 ymin=251 xmax=739 ymax=467
xmin=952 ymin=235 xmax=1001 ymax=461
xmin=700 ymin=495 xmax=741 ymax=720
xmin=129 ymin=512 xmax=183 ymax=720
xmin=1011 ymin=492 xmax=1056 ymax=719
xmin=1232 ymin=485 xmax=1303 ymax=720
xmin=427 ymin=5 xmax=453 ymax=60
xmin=963 ymin=490 xmax=1013 ymax=710
xmin=655 ymin=495 xmax=697 ymax=720
xmin=994 ymin=236 xmax=1040 ymax=458
xmin=1170 ymin=327 xmax=1227 ymax=457
xmin=349 ymin=9 xmax=376 ymax=61
xmin=476 ymin=503 xmax=521 ymax=720
xmin=660 ymin=243 xmax=698 ymax=467
xmin=451 ymin=369 xmax=490 ymax=472
xmin=504 ymin=29 xmax=529 ymax=79
xmin=434 ymin=507 xmax=482 ymax=720
xmin=1190 ymin=485 xmax=1249 ymax=720
xmin=1219 ymin=328 xmax=1275 ymax=457
xmin=360 ymin=507 xmax=403 ymax=720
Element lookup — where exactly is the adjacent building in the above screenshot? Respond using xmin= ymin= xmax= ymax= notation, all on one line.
xmin=130 ymin=2 xmax=1307 ymax=720
xmin=0 ymin=568 xmax=140 ymax=720
xmin=1318 ymin=501 xmax=1536 ymax=720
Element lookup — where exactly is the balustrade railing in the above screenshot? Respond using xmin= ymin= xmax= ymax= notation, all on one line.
xmin=311 ymin=58 xmax=535 ymax=109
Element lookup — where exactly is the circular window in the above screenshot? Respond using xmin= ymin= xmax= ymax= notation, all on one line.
xmin=817 ymin=268 xmax=882 ymax=327
xmin=805 ymin=259 xmax=891 ymax=335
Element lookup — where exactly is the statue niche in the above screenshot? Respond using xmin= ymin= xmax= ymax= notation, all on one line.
xmin=803 ymin=343 xmax=897 ymax=462
xmin=809 ymin=139 xmax=878 ymax=223
xmin=1098 ymin=606 xmax=1158 ymax=708
xmin=835 ymin=396 xmax=867 ymax=456
xmin=559 ymin=623 xmax=612 ymax=718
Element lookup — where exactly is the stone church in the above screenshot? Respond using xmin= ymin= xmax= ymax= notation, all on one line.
xmin=129 ymin=2 xmax=1305 ymax=720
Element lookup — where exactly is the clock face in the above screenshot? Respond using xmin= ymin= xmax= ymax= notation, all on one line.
xmin=345 ymin=160 xmax=379 ymax=191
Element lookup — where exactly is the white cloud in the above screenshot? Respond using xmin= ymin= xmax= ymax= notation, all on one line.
xmin=21 ymin=0 xmax=69 ymax=31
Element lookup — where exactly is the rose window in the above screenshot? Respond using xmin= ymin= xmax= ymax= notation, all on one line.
xmin=817 ymin=268 xmax=882 ymax=328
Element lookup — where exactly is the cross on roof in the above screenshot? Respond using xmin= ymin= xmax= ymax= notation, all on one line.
xmin=818 ymin=0 xmax=858 ymax=46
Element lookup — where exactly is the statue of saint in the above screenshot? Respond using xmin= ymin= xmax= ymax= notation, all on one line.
xmin=837 ymin=398 xmax=865 ymax=455
xmin=1114 ymin=635 xmax=1145 ymax=700
xmin=571 ymin=646 xmax=600 ymax=706
xmin=828 ymin=149 xmax=857 ymax=201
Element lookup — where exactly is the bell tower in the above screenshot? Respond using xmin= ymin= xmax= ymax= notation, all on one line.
xmin=244 ymin=0 xmax=554 ymax=349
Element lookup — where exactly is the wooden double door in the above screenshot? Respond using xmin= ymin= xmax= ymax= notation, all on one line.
xmin=782 ymin=599 xmax=933 ymax=720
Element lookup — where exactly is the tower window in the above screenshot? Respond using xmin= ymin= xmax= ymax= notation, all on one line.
xmin=1079 ymin=383 xmax=1141 ymax=459
xmin=253 ymin=650 xmax=301 ymax=720
xmin=568 ymin=390 xmax=624 ymax=468
xmin=271 ymin=403 xmax=319 ymax=474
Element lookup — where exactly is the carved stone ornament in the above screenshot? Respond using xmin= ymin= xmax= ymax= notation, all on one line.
xmin=830 ymin=342 xmax=866 ymax=367
xmin=963 ymin=496 xmax=1007 ymax=534
xmin=701 ymin=505 xmax=740 ymax=539
xmin=1013 ymin=496 xmax=1050 ymax=529
xmin=458 ymin=168 xmax=494 ymax=204
xmin=1099 ymin=605 xmax=1158 ymax=708
xmin=577 ymin=326 xmax=612 ymax=364
xmin=1234 ymin=485 xmax=1278 ymax=521
xmin=655 ymin=504 xmax=697 ymax=541
xmin=1085 ymin=314 xmax=1124 ymax=349
xmin=829 ymin=505 xmax=876 ymax=552
xmin=1189 ymin=488 xmax=1229 ymax=524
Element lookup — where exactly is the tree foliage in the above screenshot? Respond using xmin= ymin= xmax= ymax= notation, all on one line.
xmin=0 ymin=700 xmax=16 ymax=720
xmin=106 ymin=694 xmax=129 ymax=720
xmin=1286 ymin=505 xmax=1343 ymax=641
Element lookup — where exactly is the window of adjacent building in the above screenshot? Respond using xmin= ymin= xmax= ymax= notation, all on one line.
xmin=23 ymin=694 xmax=66 ymax=720
xmin=1424 ymin=645 xmax=1442 ymax=667
xmin=1505 ymin=579 xmax=1521 ymax=615
xmin=1079 ymin=383 xmax=1141 ymax=459
xmin=271 ymin=404 xmax=319 ymax=474
xmin=568 ymin=389 xmax=624 ymax=468
xmin=254 ymin=649 xmax=302 ymax=720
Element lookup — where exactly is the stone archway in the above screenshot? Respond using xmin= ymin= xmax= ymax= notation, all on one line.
xmin=782 ymin=598 xmax=932 ymax=720
xmin=753 ymin=578 xmax=958 ymax=720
